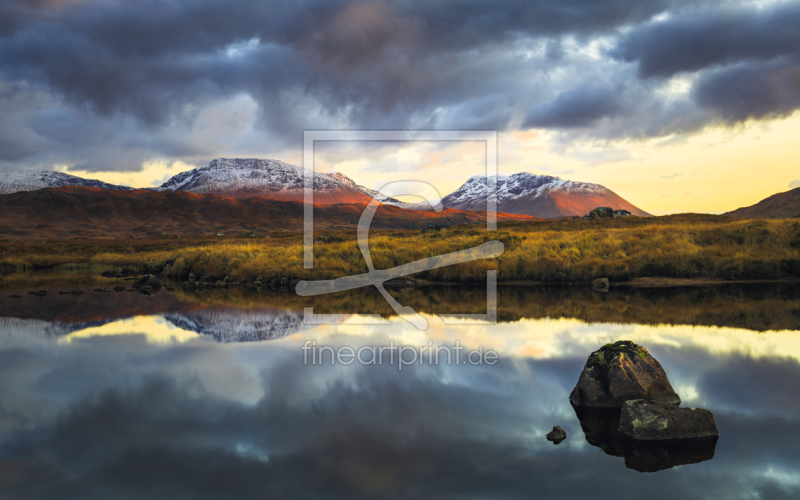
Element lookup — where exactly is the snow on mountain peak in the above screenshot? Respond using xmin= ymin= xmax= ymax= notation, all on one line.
xmin=0 ymin=170 xmax=133 ymax=195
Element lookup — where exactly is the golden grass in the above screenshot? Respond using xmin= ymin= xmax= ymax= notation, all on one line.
xmin=2 ymin=215 xmax=799 ymax=283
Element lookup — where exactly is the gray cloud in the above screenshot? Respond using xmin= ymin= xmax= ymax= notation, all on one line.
xmin=790 ymin=180 xmax=800 ymax=189
xmin=612 ymin=3 xmax=800 ymax=79
xmin=0 ymin=0 xmax=791 ymax=174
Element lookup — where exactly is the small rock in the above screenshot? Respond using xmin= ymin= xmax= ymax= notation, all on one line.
xmin=546 ymin=426 xmax=567 ymax=444
xmin=613 ymin=209 xmax=632 ymax=218
xmin=279 ymin=278 xmax=289 ymax=286
xmin=101 ymin=268 xmax=117 ymax=277
xmin=113 ymin=285 xmax=126 ymax=292
xmin=28 ymin=290 xmax=47 ymax=296
xmin=8 ymin=294 xmax=21 ymax=299
xmin=619 ymin=400 xmax=719 ymax=440
xmin=71 ymin=288 xmax=87 ymax=295
xmin=94 ymin=288 xmax=106 ymax=292
xmin=121 ymin=267 xmax=136 ymax=275
xmin=188 ymin=272 xmax=197 ymax=281
xmin=247 ymin=231 xmax=257 ymax=237
xmin=252 ymin=281 xmax=262 ymax=287
xmin=132 ymin=274 xmax=163 ymax=289
xmin=139 ymin=285 xmax=153 ymax=293
xmin=215 ymin=232 xmax=224 ymax=236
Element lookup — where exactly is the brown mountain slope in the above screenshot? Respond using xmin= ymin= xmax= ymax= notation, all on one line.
xmin=724 ymin=187 xmax=800 ymax=219
xmin=0 ymin=187 xmax=539 ymax=239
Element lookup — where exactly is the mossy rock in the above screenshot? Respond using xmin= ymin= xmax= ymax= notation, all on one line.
xmin=570 ymin=340 xmax=680 ymax=408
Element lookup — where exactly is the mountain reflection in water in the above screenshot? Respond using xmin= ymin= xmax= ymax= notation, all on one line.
xmin=0 ymin=277 xmax=799 ymax=499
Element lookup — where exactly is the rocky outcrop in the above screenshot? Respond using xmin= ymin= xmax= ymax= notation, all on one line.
xmin=618 ymin=400 xmax=719 ymax=441
xmin=583 ymin=207 xmax=633 ymax=220
xmin=569 ymin=341 xmax=681 ymax=408
xmin=132 ymin=275 xmax=163 ymax=290
xmin=592 ymin=277 xmax=610 ymax=291
xmin=546 ymin=426 xmax=567 ymax=444
xmin=572 ymin=405 xmax=719 ymax=472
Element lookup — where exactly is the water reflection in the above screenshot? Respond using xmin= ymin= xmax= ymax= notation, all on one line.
xmin=0 ymin=278 xmax=799 ymax=498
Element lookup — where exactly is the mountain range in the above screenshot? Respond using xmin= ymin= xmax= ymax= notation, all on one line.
xmin=1 ymin=158 xmax=648 ymax=219
xmin=0 ymin=186 xmax=536 ymax=239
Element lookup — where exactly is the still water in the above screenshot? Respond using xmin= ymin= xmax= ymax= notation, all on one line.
xmin=1 ymin=275 xmax=799 ymax=499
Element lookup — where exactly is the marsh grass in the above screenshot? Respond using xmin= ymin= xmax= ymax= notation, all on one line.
xmin=2 ymin=215 xmax=799 ymax=283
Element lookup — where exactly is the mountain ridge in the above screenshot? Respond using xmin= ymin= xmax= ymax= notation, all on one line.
xmin=724 ymin=187 xmax=800 ymax=219
xmin=0 ymin=170 xmax=134 ymax=195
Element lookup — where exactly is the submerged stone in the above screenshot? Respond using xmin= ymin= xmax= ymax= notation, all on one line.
xmin=546 ymin=426 xmax=567 ymax=444
xmin=619 ymin=400 xmax=719 ymax=441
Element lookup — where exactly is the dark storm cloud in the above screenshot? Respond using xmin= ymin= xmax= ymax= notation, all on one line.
xmin=523 ymin=85 xmax=626 ymax=128
xmin=612 ymin=2 xmax=800 ymax=79
xmin=693 ymin=59 xmax=800 ymax=123
xmin=0 ymin=0 xmax=792 ymax=172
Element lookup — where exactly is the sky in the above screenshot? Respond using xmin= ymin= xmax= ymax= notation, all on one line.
xmin=0 ymin=0 xmax=799 ymax=214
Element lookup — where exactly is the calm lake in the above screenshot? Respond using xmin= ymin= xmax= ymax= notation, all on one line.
xmin=1 ymin=273 xmax=799 ymax=499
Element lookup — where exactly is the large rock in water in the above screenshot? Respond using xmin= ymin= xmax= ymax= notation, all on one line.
xmin=569 ymin=341 xmax=681 ymax=408
xmin=619 ymin=400 xmax=719 ymax=440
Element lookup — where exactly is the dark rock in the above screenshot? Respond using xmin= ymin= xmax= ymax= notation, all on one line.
xmin=188 ymin=272 xmax=197 ymax=281
xmin=613 ymin=209 xmax=632 ymax=218
xmin=252 ymin=281 xmax=262 ymax=288
xmin=546 ymin=426 xmax=567 ymax=444
xmin=622 ymin=437 xmax=718 ymax=473
xmin=132 ymin=274 xmax=163 ymax=289
xmin=420 ymin=224 xmax=447 ymax=234
xmin=572 ymin=405 xmax=718 ymax=472
xmin=94 ymin=288 xmax=106 ymax=292
xmin=215 ymin=280 xmax=225 ymax=288
xmin=101 ymin=268 xmax=117 ymax=277
xmin=569 ymin=341 xmax=681 ymax=408
xmin=247 ymin=231 xmax=257 ymax=237
xmin=121 ymin=267 xmax=136 ymax=275
xmin=592 ymin=278 xmax=610 ymax=290
xmin=71 ymin=288 xmax=87 ymax=295
xmin=279 ymin=278 xmax=289 ymax=286
xmin=315 ymin=234 xmax=344 ymax=244
xmin=139 ymin=285 xmax=153 ymax=293
xmin=8 ymin=294 xmax=21 ymax=299
xmin=588 ymin=207 xmax=614 ymax=219
xmin=28 ymin=290 xmax=47 ymax=296
xmin=58 ymin=291 xmax=71 ymax=295
xmin=113 ymin=285 xmax=126 ymax=292
xmin=619 ymin=400 xmax=719 ymax=441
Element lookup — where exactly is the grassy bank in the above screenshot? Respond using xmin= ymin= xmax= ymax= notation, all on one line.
xmin=2 ymin=214 xmax=800 ymax=283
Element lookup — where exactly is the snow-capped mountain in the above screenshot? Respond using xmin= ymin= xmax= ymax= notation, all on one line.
xmin=326 ymin=171 xmax=403 ymax=204
xmin=440 ymin=173 xmax=649 ymax=218
xmin=163 ymin=306 xmax=313 ymax=343
xmin=158 ymin=158 xmax=375 ymax=205
xmin=0 ymin=170 xmax=133 ymax=195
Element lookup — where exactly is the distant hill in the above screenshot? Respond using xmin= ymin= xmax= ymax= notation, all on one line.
xmin=0 ymin=170 xmax=133 ymax=194
xmin=439 ymin=173 xmax=650 ymax=219
xmin=724 ymin=187 xmax=800 ymax=219
xmin=0 ymin=187 xmax=539 ymax=239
